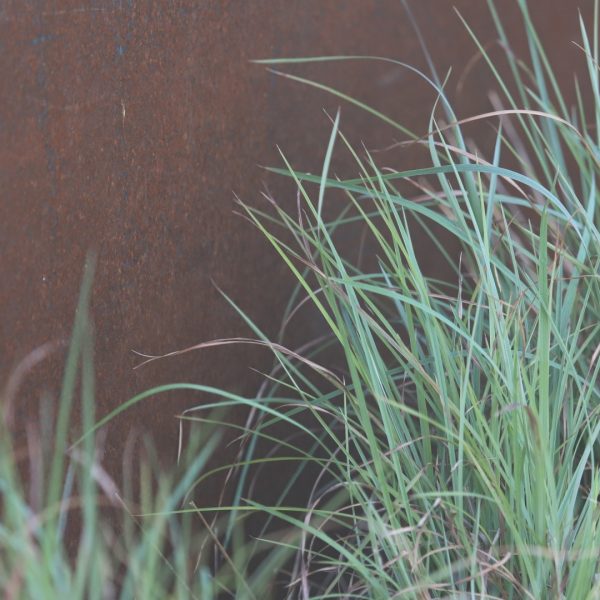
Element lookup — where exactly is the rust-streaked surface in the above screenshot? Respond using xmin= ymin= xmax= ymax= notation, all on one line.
xmin=0 ymin=1 xmax=587 ymax=498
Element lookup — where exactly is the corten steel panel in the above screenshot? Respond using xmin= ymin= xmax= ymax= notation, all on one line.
xmin=0 ymin=1 xmax=588 ymax=497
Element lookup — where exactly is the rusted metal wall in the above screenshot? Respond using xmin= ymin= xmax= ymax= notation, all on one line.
xmin=0 ymin=1 xmax=587 ymax=495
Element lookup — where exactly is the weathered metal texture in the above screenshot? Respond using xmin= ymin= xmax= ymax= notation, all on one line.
xmin=0 ymin=1 xmax=587 ymax=496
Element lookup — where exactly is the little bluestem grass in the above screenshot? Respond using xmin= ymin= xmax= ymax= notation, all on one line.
xmin=224 ymin=2 xmax=600 ymax=596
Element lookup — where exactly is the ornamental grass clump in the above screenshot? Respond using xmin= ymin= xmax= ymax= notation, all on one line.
xmin=213 ymin=1 xmax=600 ymax=596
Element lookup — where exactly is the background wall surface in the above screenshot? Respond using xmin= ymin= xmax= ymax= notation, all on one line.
xmin=0 ymin=1 xmax=588 ymax=496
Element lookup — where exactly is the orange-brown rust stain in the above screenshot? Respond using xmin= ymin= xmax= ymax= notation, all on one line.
xmin=0 ymin=1 xmax=587 ymax=498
